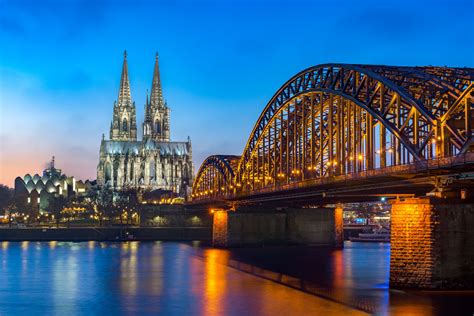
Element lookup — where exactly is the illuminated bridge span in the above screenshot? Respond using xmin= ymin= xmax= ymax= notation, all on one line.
xmin=192 ymin=64 xmax=474 ymax=203
xmin=193 ymin=155 xmax=240 ymax=197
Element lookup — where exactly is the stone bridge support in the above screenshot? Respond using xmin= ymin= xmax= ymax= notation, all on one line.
xmin=390 ymin=198 xmax=474 ymax=289
xmin=212 ymin=206 xmax=343 ymax=248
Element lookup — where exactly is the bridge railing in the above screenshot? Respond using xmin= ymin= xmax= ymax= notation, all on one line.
xmin=216 ymin=152 xmax=474 ymax=200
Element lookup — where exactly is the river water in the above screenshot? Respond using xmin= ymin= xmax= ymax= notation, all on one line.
xmin=0 ymin=241 xmax=472 ymax=315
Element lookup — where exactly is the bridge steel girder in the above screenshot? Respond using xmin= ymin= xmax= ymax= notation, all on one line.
xmin=192 ymin=155 xmax=240 ymax=200
xmin=192 ymin=64 xmax=474 ymax=201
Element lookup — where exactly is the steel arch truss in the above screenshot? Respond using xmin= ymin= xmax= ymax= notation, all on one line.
xmin=194 ymin=64 xmax=474 ymax=200
xmin=192 ymin=155 xmax=240 ymax=199
xmin=238 ymin=64 xmax=474 ymax=179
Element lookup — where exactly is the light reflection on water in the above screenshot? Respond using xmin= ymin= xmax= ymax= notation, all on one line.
xmin=203 ymin=249 xmax=228 ymax=315
xmin=0 ymin=241 xmax=472 ymax=315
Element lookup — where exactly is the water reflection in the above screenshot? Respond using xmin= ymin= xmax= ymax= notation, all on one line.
xmin=0 ymin=241 xmax=472 ymax=315
xmin=147 ymin=242 xmax=163 ymax=296
xmin=52 ymin=246 xmax=79 ymax=315
xmin=202 ymin=249 xmax=228 ymax=315
xmin=120 ymin=242 xmax=138 ymax=295
xmin=21 ymin=241 xmax=29 ymax=250
xmin=332 ymin=249 xmax=345 ymax=289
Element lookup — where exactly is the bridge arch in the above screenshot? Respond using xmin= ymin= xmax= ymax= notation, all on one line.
xmin=236 ymin=64 xmax=473 ymax=190
xmin=192 ymin=64 xmax=473 ymax=200
xmin=192 ymin=155 xmax=240 ymax=199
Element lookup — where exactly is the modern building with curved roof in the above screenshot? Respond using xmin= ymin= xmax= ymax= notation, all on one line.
xmin=14 ymin=157 xmax=93 ymax=212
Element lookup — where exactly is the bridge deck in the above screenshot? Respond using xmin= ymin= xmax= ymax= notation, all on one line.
xmin=190 ymin=154 xmax=474 ymax=207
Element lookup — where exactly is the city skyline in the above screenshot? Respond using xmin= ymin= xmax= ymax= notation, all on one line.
xmin=1 ymin=0 xmax=473 ymax=186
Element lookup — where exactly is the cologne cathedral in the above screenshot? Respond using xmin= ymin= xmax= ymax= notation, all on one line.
xmin=97 ymin=52 xmax=194 ymax=196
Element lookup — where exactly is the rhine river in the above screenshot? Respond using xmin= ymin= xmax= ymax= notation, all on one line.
xmin=0 ymin=241 xmax=472 ymax=315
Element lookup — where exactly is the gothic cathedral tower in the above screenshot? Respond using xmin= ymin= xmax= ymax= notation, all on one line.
xmin=110 ymin=50 xmax=137 ymax=141
xmin=98 ymin=51 xmax=193 ymax=195
xmin=143 ymin=53 xmax=170 ymax=142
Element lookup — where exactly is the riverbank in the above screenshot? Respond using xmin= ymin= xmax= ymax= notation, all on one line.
xmin=0 ymin=227 xmax=211 ymax=241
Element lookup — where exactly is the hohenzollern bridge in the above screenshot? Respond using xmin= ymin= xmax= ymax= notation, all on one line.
xmin=190 ymin=64 xmax=474 ymax=289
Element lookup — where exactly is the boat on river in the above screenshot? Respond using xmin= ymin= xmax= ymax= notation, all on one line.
xmin=350 ymin=228 xmax=390 ymax=242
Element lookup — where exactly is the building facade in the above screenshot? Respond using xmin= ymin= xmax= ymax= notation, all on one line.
xmin=97 ymin=52 xmax=193 ymax=196
xmin=14 ymin=157 xmax=92 ymax=211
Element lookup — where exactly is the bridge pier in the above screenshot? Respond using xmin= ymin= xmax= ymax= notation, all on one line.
xmin=212 ymin=206 xmax=343 ymax=248
xmin=390 ymin=198 xmax=474 ymax=289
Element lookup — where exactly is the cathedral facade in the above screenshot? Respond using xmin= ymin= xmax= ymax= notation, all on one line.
xmin=97 ymin=52 xmax=194 ymax=196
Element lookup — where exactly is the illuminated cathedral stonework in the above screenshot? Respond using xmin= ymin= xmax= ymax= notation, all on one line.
xmin=97 ymin=52 xmax=193 ymax=195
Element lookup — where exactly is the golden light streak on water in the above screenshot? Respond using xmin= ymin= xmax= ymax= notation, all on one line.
xmin=203 ymin=248 xmax=229 ymax=315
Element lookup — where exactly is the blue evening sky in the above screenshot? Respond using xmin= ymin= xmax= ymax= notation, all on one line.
xmin=0 ymin=0 xmax=473 ymax=185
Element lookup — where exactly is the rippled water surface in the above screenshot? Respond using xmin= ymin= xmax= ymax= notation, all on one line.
xmin=0 ymin=241 xmax=472 ymax=315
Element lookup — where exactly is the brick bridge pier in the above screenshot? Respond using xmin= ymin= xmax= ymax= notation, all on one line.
xmin=390 ymin=198 xmax=474 ymax=289
xmin=211 ymin=199 xmax=474 ymax=289
xmin=212 ymin=205 xmax=344 ymax=248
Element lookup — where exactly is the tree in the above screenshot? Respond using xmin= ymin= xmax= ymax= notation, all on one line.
xmin=48 ymin=196 xmax=68 ymax=228
xmin=95 ymin=186 xmax=114 ymax=226
xmin=0 ymin=184 xmax=13 ymax=213
xmin=8 ymin=194 xmax=32 ymax=226
xmin=115 ymin=186 xmax=140 ymax=225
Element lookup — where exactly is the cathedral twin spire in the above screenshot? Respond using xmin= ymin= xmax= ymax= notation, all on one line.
xmin=110 ymin=51 xmax=169 ymax=142
xmin=150 ymin=53 xmax=165 ymax=108
xmin=144 ymin=53 xmax=170 ymax=141
xmin=117 ymin=50 xmax=132 ymax=108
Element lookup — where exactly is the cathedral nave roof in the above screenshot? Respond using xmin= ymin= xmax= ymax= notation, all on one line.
xmin=102 ymin=140 xmax=190 ymax=156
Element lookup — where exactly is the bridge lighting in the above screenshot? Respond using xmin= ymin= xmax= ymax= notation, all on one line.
xmin=381 ymin=197 xmax=386 ymax=201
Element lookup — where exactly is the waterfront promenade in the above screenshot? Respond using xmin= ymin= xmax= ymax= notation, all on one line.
xmin=0 ymin=227 xmax=211 ymax=242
